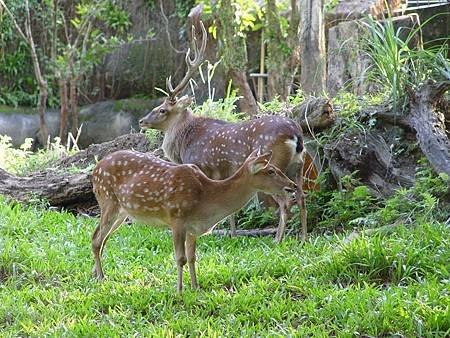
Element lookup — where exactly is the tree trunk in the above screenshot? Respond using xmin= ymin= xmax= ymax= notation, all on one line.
xmin=218 ymin=0 xmax=258 ymax=116
xmin=59 ymin=79 xmax=69 ymax=143
xmin=24 ymin=0 xmax=49 ymax=145
xmin=300 ymin=0 xmax=326 ymax=96
xmin=407 ymin=81 xmax=450 ymax=176
xmin=228 ymin=69 xmax=259 ymax=116
xmin=266 ymin=0 xmax=300 ymax=100
xmin=37 ymin=84 xmax=49 ymax=145
xmin=70 ymin=76 xmax=79 ymax=139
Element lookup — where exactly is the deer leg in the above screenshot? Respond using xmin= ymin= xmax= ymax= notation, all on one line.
xmin=229 ymin=214 xmax=237 ymax=237
xmin=185 ymin=233 xmax=199 ymax=290
xmin=92 ymin=204 xmax=127 ymax=280
xmin=286 ymin=154 xmax=308 ymax=241
xmin=274 ymin=197 xmax=288 ymax=244
xmin=172 ymin=225 xmax=187 ymax=293
xmin=295 ymin=158 xmax=308 ymax=242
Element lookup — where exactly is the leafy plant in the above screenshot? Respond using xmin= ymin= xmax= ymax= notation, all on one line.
xmin=144 ymin=128 xmax=163 ymax=148
xmin=192 ymin=61 xmax=246 ymax=122
xmin=0 ymin=135 xmax=76 ymax=175
xmin=233 ymin=198 xmax=277 ymax=230
xmin=377 ymin=160 xmax=449 ymax=225
xmin=362 ymin=12 xmax=450 ymax=111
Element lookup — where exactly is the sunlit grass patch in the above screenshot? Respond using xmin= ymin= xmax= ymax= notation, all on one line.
xmin=0 ymin=198 xmax=448 ymax=336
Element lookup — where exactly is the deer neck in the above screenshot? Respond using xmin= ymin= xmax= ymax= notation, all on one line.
xmin=162 ymin=109 xmax=195 ymax=163
xmin=199 ymin=167 xmax=255 ymax=222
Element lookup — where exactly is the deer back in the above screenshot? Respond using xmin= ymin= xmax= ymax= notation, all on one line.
xmin=92 ymin=151 xmax=204 ymax=224
xmin=176 ymin=115 xmax=304 ymax=180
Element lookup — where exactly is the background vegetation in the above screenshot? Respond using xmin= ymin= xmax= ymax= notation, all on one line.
xmin=0 ymin=0 xmax=449 ymax=336
xmin=1 ymin=91 xmax=449 ymax=335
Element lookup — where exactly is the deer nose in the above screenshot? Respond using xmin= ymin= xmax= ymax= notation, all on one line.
xmin=284 ymin=186 xmax=296 ymax=194
xmin=139 ymin=118 xmax=145 ymax=127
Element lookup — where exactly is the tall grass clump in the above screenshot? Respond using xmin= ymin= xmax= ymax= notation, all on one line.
xmin=363 ymin=12 xmax=450 ymax=111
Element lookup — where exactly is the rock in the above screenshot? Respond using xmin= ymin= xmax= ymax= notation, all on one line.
xmin=0 ymin=107 xmax=60 ymax=147
xmin=0 ymin=98 xmax=163 ymax=148
xmin=326 ymin=0 xmax=405 ymax=28
xmin=403 ymin=3 xmax=450 ymax=56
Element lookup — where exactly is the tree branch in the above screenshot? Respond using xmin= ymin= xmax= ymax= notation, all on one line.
xmin=159 ymin=0 xmax=185 ymax=54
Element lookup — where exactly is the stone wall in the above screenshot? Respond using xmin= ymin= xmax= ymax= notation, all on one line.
xmin=0 ymin=98 xmax=162 ymax=148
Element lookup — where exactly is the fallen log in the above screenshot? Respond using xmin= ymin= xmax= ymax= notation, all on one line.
xmin=261 ymin=97 xmax=337 ymax=133
xmin=406 ymin=80 xmax=450 ymax=177
xmin=324 ymin=130 xmax=416 ymax=197
xmin=0 ymin=133 xmax=159 ymax=209
xmin=212 ymin=227 xmax=277 ymax=237
xmin=289 ymin=97 xmax=336 ymax=133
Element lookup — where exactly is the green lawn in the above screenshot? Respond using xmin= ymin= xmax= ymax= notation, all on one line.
xmin=0 ymin=199 xmax=448 ymax=337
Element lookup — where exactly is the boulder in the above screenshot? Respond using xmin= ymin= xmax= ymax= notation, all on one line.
xmin=0 ymin=98 xmax=162 ymax=148
xmin=326 ymin=0 xmax=405 ymax=28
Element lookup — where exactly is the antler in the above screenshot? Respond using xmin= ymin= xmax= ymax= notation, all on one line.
xmin=166 ymin=21 xmax=207 ymax=101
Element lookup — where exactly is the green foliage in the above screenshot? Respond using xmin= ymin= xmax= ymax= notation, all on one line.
xmin=363 ymin=13 xmax=450 ymax=111
xmin=0 ymin=0 xmax=132 ymax=108
xmin=259 ymin=89 xmax=306 ymax=112
xmin=55 ymin=0 xmax=131 ymax=80
xmin=315 ymin=92 xmax=386 ymax=148
xmin=234 ymin=198 xmax=277 ymax=230
xmin=192 ymin=61 xmax=246 ymax=121
xmin=201 ymin=0 xmax=263 ymax=36
xmin=0 ymin=196 xmax=448 ymax=336
xmin=298 ymin=159 xmax=448 ymax=234
xmin=0 ymin=135 xmax=76 ymax=175
xmin=0 ymin=1 xmax=40 ymax=107
xmin=209 ymin=0 xmax=262 ymax=71
xmin=378 ymin=161 xmax=449 ymax=225
xmin=174 ymin=0 xmax=197 ymax=20
xmin=324 ymin=0 xmax=340 ymax=12
xmin=144 ymin=128 xmax=163 ymax=149
xmin=319 ymin=178 xmax=379 ymax=228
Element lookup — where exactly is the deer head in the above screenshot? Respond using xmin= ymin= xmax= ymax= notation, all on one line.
xmin=139 ymin=22 xmax=207 ymax=132
xmin=245 ymin=150 xmax=297 ymax=198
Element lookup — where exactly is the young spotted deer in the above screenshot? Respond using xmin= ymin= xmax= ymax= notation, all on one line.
xmin=139 ymin=22 xmax=307 ymax=243
xmin=91 ymin=149 xmax=296 ymax=293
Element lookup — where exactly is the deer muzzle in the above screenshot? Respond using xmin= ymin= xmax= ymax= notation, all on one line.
xmin=283 ymin=184 xmax=298 ymax=200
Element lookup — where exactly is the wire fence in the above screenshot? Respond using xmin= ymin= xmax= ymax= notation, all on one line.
xmin=407 ymin=0 xmax=450 ymax=7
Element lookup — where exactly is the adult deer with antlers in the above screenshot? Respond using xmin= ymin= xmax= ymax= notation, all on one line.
xmin=91 ymin=149 xmax=296 ymax=292
xmin=140 ymin=22 xmax=307 ymax=243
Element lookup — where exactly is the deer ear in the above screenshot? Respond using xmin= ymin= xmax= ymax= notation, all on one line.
xmin=249 ymin=161 xmax=267 ymax=174
xmin=175 ymin=95 xmax=192 ymax=110
xmin=249 ymin=151 xmax=271 ymax=174
xmin=255 ymin=150 xmax=272 ymax=164
xmin=247 ymin=148 xmax=259 ymax=160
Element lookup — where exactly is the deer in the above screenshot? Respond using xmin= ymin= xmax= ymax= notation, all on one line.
xmin=139 ymin=22 xmax=307 ymax=243
xmin=91 ymin=149 xmax=296 ymax=293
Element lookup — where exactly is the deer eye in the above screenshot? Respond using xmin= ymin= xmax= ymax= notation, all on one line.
xmin=268 ymin=169 xmax=276 ymax=176
xmin=159 ymin=108 xmax=166 ymax=114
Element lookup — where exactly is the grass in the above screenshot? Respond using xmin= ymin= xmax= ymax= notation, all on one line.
xmin=0 ymin=198 xmax=448 ymax=337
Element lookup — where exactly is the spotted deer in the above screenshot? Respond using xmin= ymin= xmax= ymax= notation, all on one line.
xmin=91 ymin=149 xmax=296 ymax=292
xmin=139 ymin=22 xmax=307 ymax=243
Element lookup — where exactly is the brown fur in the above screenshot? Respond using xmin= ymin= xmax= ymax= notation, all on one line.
xmin=140 ymin=101 xmax=308 ymax=242
xmin=91 ymin=150 xmax=296 ymax=292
